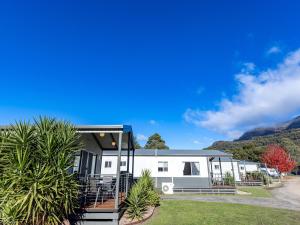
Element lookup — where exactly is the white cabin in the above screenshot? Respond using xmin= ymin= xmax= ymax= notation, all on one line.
xmin=99 ymin=149 xmax=240 ymax=191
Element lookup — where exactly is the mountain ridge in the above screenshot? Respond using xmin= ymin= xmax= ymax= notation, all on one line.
xmin=206 ymin=116 xmax=300 ymax=163
xmin=237 ymin=116 xmax=300 ymax=141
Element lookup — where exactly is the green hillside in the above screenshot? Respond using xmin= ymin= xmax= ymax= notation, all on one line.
xmin=206 ymin=128 xmax=300 ymax=163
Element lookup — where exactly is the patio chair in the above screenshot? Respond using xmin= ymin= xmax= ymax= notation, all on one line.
xmin=94 ymin=176 xmax=116 ymax=207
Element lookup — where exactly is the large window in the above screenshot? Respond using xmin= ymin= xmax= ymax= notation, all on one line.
xmin=105 ymin=161 xmax=112 ymax=168
xmin=158 ymin=161 xmax=168 ymax=172
xmin=183 ymin=162 xmax=200 ymax=176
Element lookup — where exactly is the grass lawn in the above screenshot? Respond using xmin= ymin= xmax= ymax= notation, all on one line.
xmin=237 ymin=186 xmax=272 ymax=198
xmin=145 ymin=200 xmax=300 ymax=225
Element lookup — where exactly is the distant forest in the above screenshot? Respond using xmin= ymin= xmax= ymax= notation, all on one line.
xmin=206 ymin=128 xmax=300 ymax=164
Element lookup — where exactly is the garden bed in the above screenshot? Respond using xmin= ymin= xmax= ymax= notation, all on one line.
xmin=120 ymin=206 xmax=155 ymax=225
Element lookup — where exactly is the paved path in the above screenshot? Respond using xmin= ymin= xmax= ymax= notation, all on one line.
xmin=162 ymin=176 xmax=300 ymax=211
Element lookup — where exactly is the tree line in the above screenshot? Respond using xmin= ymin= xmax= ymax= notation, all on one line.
xmin=206 ymin=128 xmax=300 ymax=164
xmin=133 ymin=133 xmax=169 ymax=149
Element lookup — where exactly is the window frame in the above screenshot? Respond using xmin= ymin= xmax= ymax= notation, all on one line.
xmin=158 ymin=161 xmax=168 ymax=172
xmin=183 ymin=161 xmax=200 ymax=176
xmin=104 ymin=161 xmax=112 ymax=168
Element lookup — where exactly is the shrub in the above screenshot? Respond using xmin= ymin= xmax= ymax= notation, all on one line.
xmin=126 ymin=169 xmax=160 ymax=220
xmin=140 ymin=169 xmax=155 ymax=191
xmin=126 ymin=182 xmax=148 ymax=220
xmin=246 ymin=171 xmax=263 ymax=181
xmin=261 ymin=173 xmax=273 ymax=185
xmin=245 ymin=172 xmax=273 ymax=185
xmin=224 ymin=172 xmax=235 ymax=186
xmin=138 ymin=172 xmax=159 ymax=206
xmin=147 ymin=190 xmax=160 ymax=207
xmin=0 ymin=118 xmax=81 ymax=225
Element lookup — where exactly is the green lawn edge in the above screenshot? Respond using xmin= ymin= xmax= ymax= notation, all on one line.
xmin=145 ymin=200 xmax=300 ymax=225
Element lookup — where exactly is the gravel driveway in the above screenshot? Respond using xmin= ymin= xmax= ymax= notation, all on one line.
xmin=271 ymin=176 xmax=300 ymax=209
xmin=162 ymin=176 xmax=300 ymax=211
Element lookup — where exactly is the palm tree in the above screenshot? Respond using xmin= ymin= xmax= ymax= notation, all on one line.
xmin=0 ymin=117 xmax=81 ymax=225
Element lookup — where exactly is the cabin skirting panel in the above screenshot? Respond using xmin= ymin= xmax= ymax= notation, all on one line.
xmin=77 ymin=208 xmax=126 ymax=225
xmin=153 ymin=177 xmax=211 ymax=189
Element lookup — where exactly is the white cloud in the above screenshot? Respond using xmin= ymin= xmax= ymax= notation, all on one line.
xmin=137 ymin=134 xmax=147 ymax=141
xmin=241 ymin=62 xmax=256 ymax=73
xmin=149 ymin=120 xmax=157 ymax=125
xmin=184 ymin=49 xmax=300 ymax=138
xmin=267 ymin=46 xmax=281 ymax=55
xmin=193 ymin=140 xmax=201 ymax=145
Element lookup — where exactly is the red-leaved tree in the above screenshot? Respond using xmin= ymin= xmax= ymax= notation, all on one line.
xmin=261 ymin=144 xmax=296 ymax=173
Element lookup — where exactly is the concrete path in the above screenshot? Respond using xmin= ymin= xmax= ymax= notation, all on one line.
xmin=162 ymin=176 xmax=300 ymax=211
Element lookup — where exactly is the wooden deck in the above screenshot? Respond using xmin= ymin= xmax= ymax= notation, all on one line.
xmin=84 ymin=192 xmax=126 ymax=210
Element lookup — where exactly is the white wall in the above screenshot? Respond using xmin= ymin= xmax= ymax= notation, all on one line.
xmin=100 ymin=156 xmax=129 ymax=175
xmin=132 ymin=156 xmax=209 ymax=178
xmin=239 ymin=163 xmax=259 ymax=176
xmin=101 ymin=155 xmax=230 ymax=179
xmin=80 ymin=154 xmax=241 ymax=181
xmin=211 ymin=161 xmax=240 ymax=181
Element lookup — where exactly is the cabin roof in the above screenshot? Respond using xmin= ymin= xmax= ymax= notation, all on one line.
xmin=103 ymin=149 xmax=232 ymax=157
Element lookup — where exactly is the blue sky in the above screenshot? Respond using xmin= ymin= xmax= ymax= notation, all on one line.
xmin=1 ymin=1 xmax=300 ymax=149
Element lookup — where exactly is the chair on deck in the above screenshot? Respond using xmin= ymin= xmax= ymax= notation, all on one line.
xmin=85 ymin=177 xmax=100 ymax=207
xmin=94 ymin=176 xmax=116 ymax=207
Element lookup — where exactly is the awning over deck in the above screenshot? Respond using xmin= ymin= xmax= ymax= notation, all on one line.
xmin=76 ymin=125 xmax=134 ymax=151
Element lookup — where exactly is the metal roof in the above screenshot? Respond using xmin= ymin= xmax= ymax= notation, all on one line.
xmin=0 ymin=124 xmax=133 ymax=133
xmin=239 ymin=160 xmax=260 ymax=165
xmin=76 ymin=125 xmax=132 ymax=133
xmin=103 ymin=149 xmax=232 ymax=157
xmin=212 ymin=157 xmax=239 ymax=162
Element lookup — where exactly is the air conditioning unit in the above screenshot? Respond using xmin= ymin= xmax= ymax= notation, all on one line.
xmin=162 ymin=182 xmax=174 ymax=194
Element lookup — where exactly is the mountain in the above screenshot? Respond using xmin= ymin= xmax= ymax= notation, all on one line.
xmin=206 ymin=116 xmax=300 ymax=163
xmin=237 ymin=116 xmax=300 ymax=141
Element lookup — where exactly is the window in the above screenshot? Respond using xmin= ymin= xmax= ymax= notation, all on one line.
xmin=73 ymin=155 xmax=81 ymax=173
xmin=240 ymin=166 xmax=244 ymax=170
xmin=183 ymin=162 xmax=200 ymax=176
xmin=120 ymin=161 xmax=126 ymax=167
xmin=158 ymin=161 xmax=168 ymax=172
xmin=214 ymin=165 xmax=220 ymax=170
xmin=105 ymin=161 xmax=112 ymax=168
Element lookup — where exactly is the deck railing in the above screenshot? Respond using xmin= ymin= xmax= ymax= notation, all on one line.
xmin=78 ymin=172 xmax=133 ymax=209
xmin=211 ymin=172 xmax=235 ymax=187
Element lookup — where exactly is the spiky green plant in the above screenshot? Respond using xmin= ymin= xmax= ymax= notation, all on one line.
xmin=0 ymin=129 xmax=10 ymax=225
xmin=0 ymin=117 xmax=81 ymax=225
xmin=125 ymin=181 xmax=148 ymax=220
xmin=146 ymin=189 xmax=160 ymax=207
xmin=224 ymin=172 xmax=235 ymax=186
xmin=140 ymin=169 xmax=155 ymax=191
xmin=126 ymin=169 xmax=160 ymax=221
